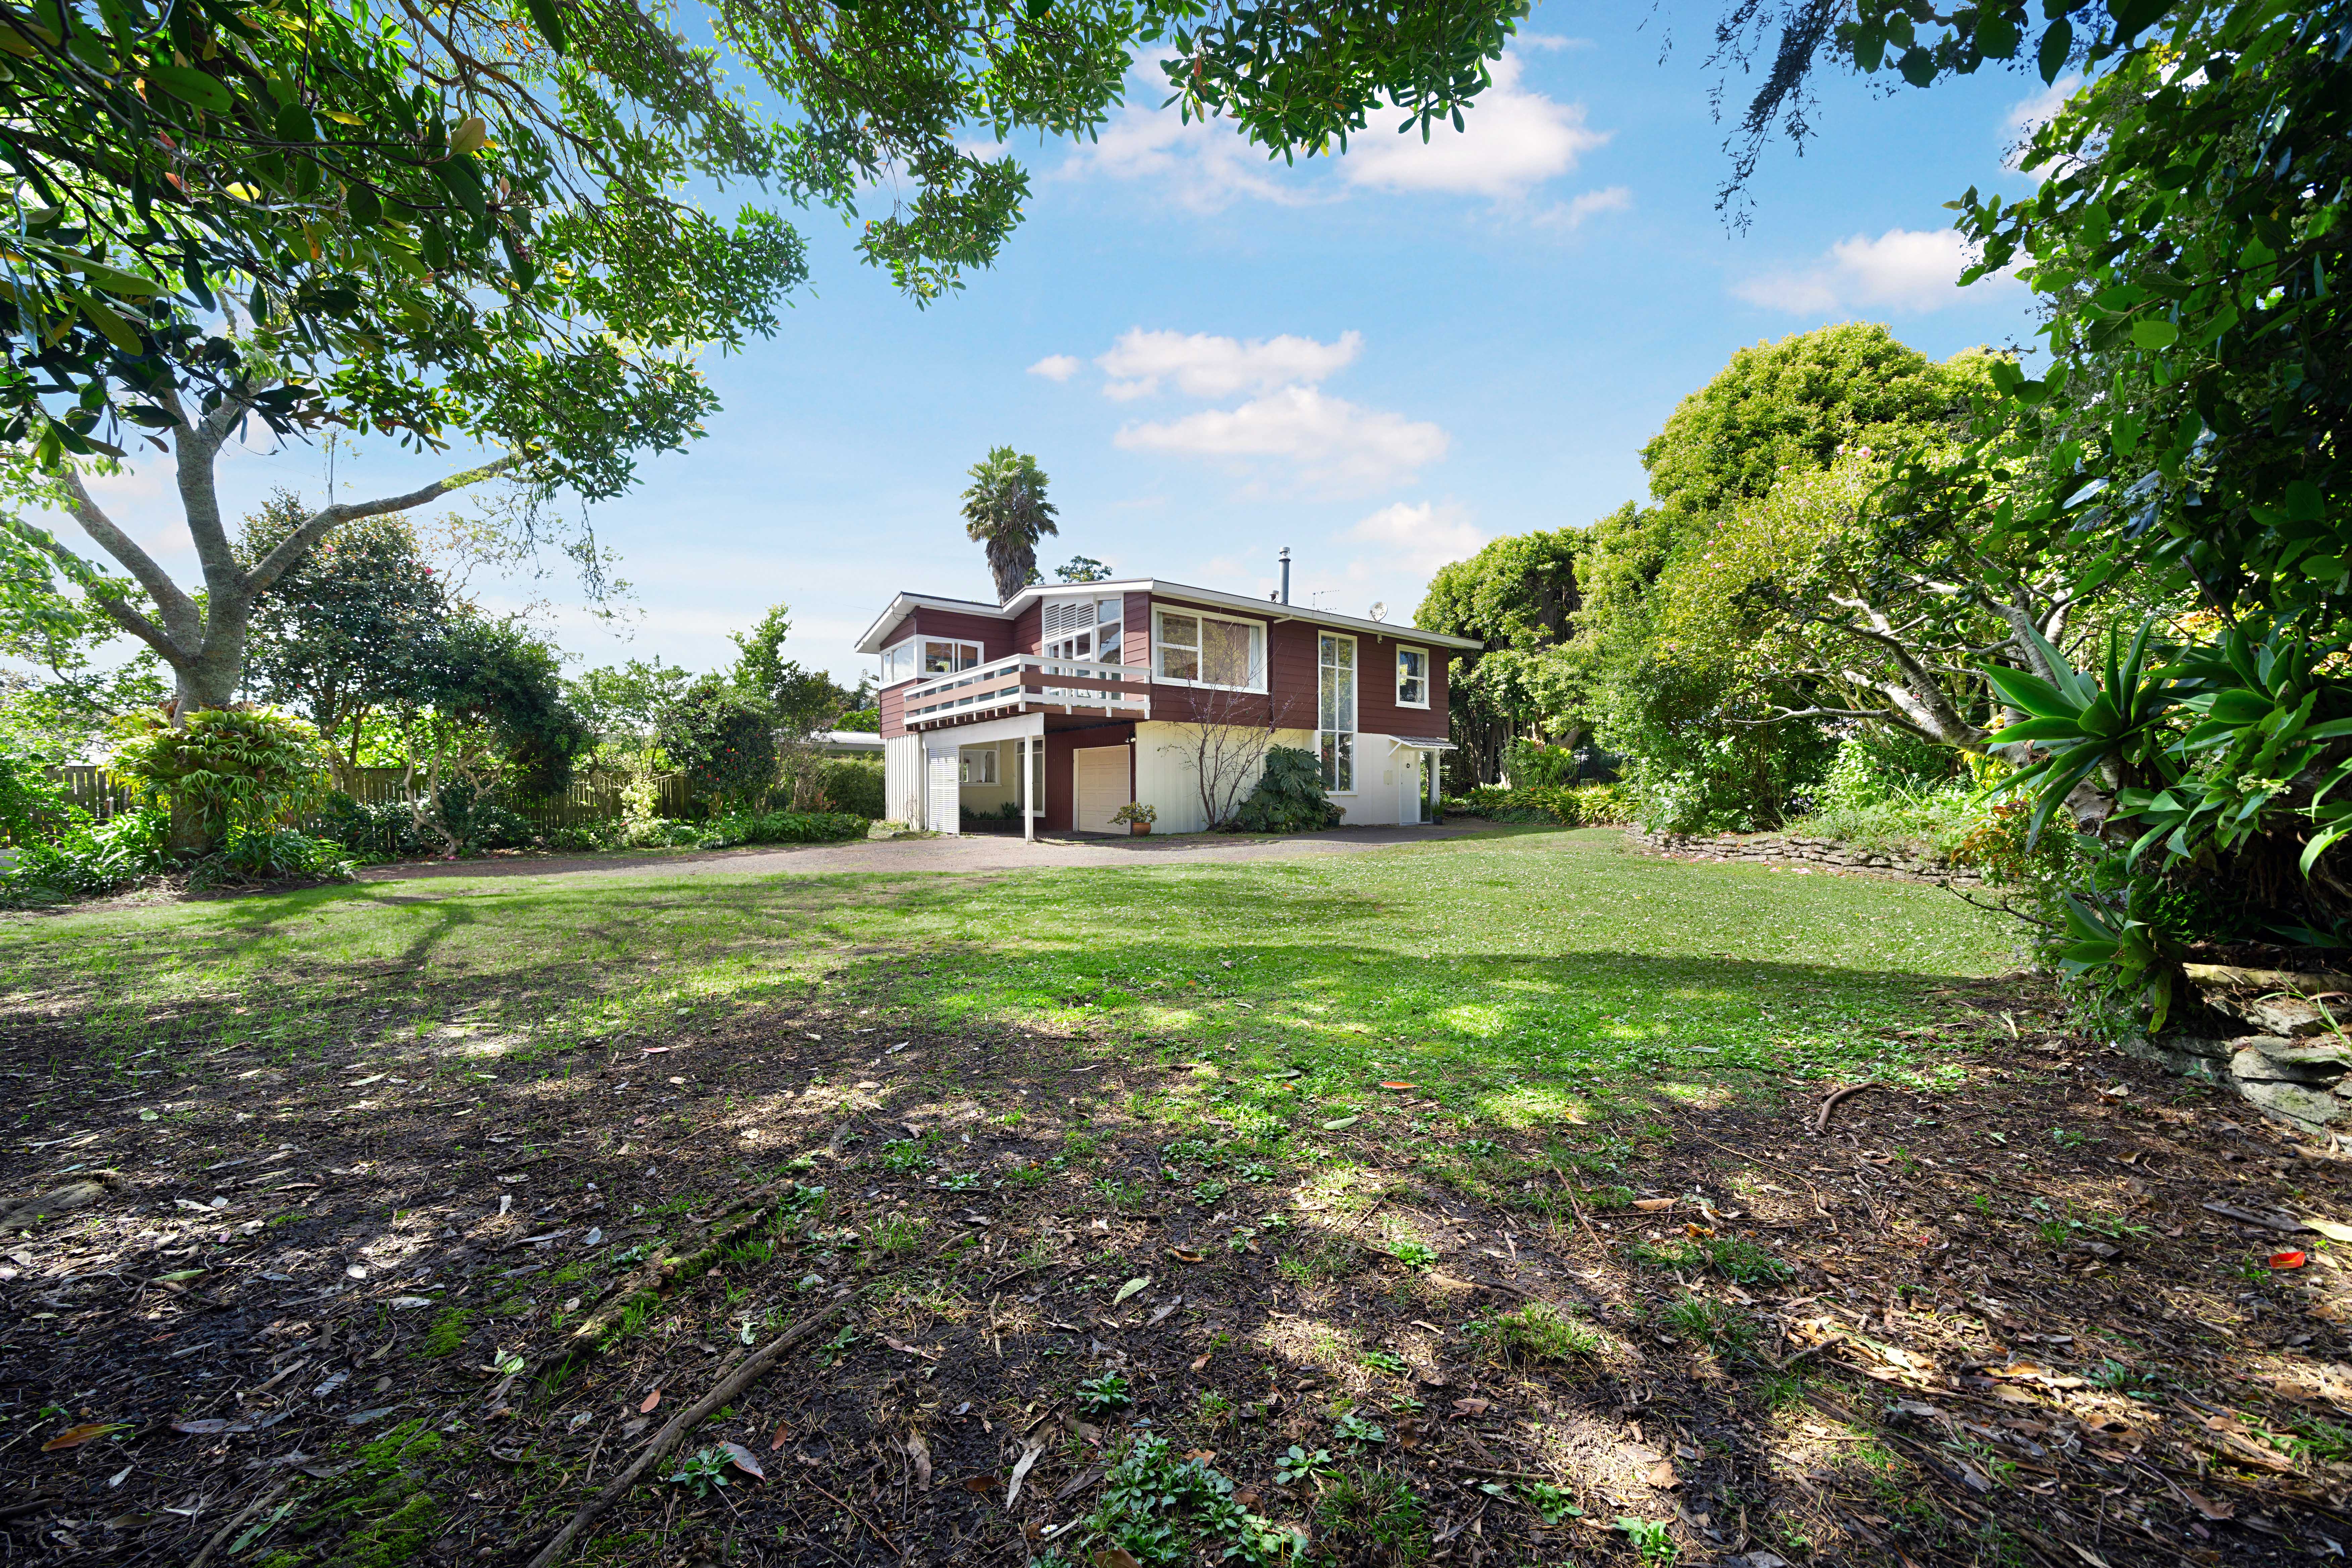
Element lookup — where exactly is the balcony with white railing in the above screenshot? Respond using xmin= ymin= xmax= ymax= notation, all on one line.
xmin=901 ymin=655 xmax=1150 ymax=729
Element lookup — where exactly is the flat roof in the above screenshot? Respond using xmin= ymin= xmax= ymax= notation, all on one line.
xmin=852 ymin=578 xmax=1482 ymax=653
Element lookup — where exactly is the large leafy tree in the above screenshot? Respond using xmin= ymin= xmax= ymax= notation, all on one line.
xmin=238 ymin=491 xmax=448 ymax=785
xmin=1416 ymin=527 xmax=1582 ymax=782
xmin=7 ymin=0 xmax=1532 ymax=708
xmin=961 ymin=446 xmax=1058 ymax=604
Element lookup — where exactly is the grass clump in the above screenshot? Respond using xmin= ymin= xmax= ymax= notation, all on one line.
xmin=1316 ymin=1466 xmax=1427 ymax=1563
xmin=419 ymin=1307 xmax=474 ymax=1359
xmin=1071 ymin=1434 xmax=1300 ymax=1567
xmin=1628 ymin=1235 xmax=1791 ymax=1285
xmin=1475 ymin=1302 xmax=1602 ymax=1365
xmin=1661 ymin=1296 xmax=1750 ymax=1351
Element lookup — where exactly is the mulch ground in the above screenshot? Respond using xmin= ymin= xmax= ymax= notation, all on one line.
xmin=4 ymin=968 xmax=2351 ymax=1568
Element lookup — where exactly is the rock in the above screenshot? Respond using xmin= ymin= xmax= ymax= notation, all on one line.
xmin=2229 ymin=1037 xmax=2351 ymax=1087
xmin=2237 ymin=1078 xmax=2346 ymax=1132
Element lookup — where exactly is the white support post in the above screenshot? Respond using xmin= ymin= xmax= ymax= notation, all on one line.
xmin=1021 ymin=736 xmax=1034 ymax=842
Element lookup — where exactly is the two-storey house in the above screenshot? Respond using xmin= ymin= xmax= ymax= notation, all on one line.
xmin=853 ymin=576 xmax=1478 ymax=836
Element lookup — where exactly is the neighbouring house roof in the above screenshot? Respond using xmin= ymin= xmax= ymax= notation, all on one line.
xmin=818 ymin=730 xmax=884 ymax=751
xmin=851 ymin=578 xmax=1483 ymax=654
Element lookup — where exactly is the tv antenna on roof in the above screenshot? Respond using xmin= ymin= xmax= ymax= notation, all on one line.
xmin=1368 ymin=601 xmax=1387 ymax=622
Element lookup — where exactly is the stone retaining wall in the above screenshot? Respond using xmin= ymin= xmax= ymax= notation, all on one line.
xmin=1632 ymin=829 xmax=1978 ymax=885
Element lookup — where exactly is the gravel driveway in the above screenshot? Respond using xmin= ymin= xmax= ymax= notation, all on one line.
xmin=356 ymin=820 xmax=1507 ymax=883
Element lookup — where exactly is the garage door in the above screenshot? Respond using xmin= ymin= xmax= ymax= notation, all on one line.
xmin=1074 ymin=746 xmax=1127 ymax=834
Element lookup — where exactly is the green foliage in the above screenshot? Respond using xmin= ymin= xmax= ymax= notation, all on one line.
xmin=1076 ymin=1433 xmax=1299 ymax=1568
xmin=962 ymin=447 xmax=1059 ymax=605
xmin=1332 ymin=1410 xmax=1386 ymax=1444
xmin=1661 ymin=1295 xmax=1751 ymax=1351
xmin=421 ymin=1308 xmax=474 ymax=1359
xmin=109 ymin=705 xmax=330 ymax=845
xmin=0 ymin=737 xmax=68 ymax=846
xmin=0 ymin=803 xmax=167 ymax=899
xmin=273 ymin=1418 xmax=444 ymax=1568
xmin=1315 ymin=1467 xmax=1425 ymax=1561
xmin=1640 ymin=324 xmax=1977 ymax=519
xmin=187 ymin=829 xmax=357 ymax=890
xmin=1229 ymin=746 xmax=1342 ymax=833
xmin=1274 ymin=1445 xmax=1333 ymax=1486
xmin=416 ymin=617 xmax=590 ymax=799
xmin=692 ymin=810 xmax=869 ymax=849
xmin=1627 ymin=1234 xmax=1792 ymax=1286
xmin=240 ymin=495 xmax=448 ymax=771
xmin=729 ymin=604 xmax=870 ymax=739
xmin=666 ymin=1447 xmax=735 ymax=1499
xmin=1618 ymin=1515 xmax=1678 ymax=1565
xmin=1419 ymin=529 xmax=1581 ymax=653
xmin=1457 ymin=782 xmax=1633 ymax=826
xmin=1475 ymin=1302 xmax=1601 ymax=1364
xmin=1074 ymin=1371 xmax=1132 ymax=1414
xmin=1820 ymin=730 xmax=1965 ymax=812
xmin=816 ymin=759 xmax=885 ymax=819
xmin=658 ymin=676 xmax=775 ymax=815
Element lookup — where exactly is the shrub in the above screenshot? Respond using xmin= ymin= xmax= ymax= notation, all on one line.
xmin=108 ymin=705 xmax=332 ymax=848
xmin=0 ymin=805 xmax=169 ymax=899
xmin=0 ymin=740 xmax=69 ymax=846
xmin=816 ymin=757 xmax=885 ymax=818
xmin=188 ymin=829 xmax=357 ymax=889
xmin=1077 ymin=1434 xmax=1298 ymax=1568
xmin=658 ymin=676 xmax=776 ymax=814
xmin=1229 ymin=745 xmax=1341 ymax=833
xmin=751 ymin=811 xmax=866 ymax=844
xmin=1504 ymin=737 xmax=1581 ymax=787
xmin=536 ymin=820 xmax=624 ymax=853
xmin=313 ymin=794 xmax=433 ymax=860
xmin=1457 ymin=782 xmax=1634 ymax=825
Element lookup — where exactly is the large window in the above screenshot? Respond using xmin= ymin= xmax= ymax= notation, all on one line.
xmin=1155 ymin=608 xmax=1265 ymax=690
xmin=879 ymin=636 xmax=983 ymax=686
xmin=1319 ymin=633 xmax=1356 ymax=792
xmin=960 ymin=745 xmax=998 ymax=785
xmin=1396 ymin=646 xmax=1429 ymax=708
xmin=1044 ymin=597 xmax=1123 ymax=665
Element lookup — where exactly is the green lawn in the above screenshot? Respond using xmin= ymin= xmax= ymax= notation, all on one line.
xmin=2 ymin=826 xmax=2016 ymax=1119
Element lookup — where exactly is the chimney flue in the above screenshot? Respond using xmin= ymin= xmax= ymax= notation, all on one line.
xmin=1278 ymin=547 xmax=1291 ymax=605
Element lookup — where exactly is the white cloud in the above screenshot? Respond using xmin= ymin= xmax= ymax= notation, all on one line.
xmin=1027 ymin=354 xmax=1082 ymax=382
xmin=1515 ymin=33 xmax=1595 ymax=50
xmin=1341 ymin=54 xmax=1608 ymax=199
xmin=1095 ymin=329 xmax=1361 ymax=401
xmin=2004 ymin=75 xmax=2082 ymax=174
xmin=1115 ymin=386 xmax=1449 ymax=496
xmin=1346 ymin=500 xmax=1486 ymax=575
xmin=1535 ymin=185 xmax=1632 ymax=232
xmin=1058 ymin=98 xmax=1312 ymax=212
xmin=1733 ymin=228 xmax=2021 ymax=315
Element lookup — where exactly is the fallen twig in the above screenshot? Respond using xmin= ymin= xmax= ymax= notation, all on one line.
xmin=1439 ymin=1458 xmax=1557 ymax=1483
xmin=188 ymin=1478 xmax=288 ymax=1568
xmin=523 ymin=1298 xmax=849 ymax=1568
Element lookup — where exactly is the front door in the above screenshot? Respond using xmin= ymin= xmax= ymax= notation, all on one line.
xmin=926 ymin=747 xmax=961 ymax=835
xmin=1074 ymin=746 xmax=1127 ymax=834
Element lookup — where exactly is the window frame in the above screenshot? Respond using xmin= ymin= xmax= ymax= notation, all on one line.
xmin=1318 ymin=631 xmax=1358 ymax=795
xmin=1395 ymin=644 xmax=1430 ymax=709
xmin=1150 ymin=603 xmax=1268 ymax=693
xmin=959 ymin=744 xmax=999 ymax=785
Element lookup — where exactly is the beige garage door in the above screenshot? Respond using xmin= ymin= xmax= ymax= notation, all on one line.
xmin=1074 ymin=746 xmax=1127 ymax=834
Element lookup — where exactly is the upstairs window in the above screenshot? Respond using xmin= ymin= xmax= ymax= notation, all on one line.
xmin=1397 ymin=647 xmax=1429 ymax=707
xmin=1044 ymin=597 xmax=1123 ymax=665
xmin=880 ymin=636 xmax=983 ymax=685
xmin=1155 ymin=608 xmax=1265 ymax=690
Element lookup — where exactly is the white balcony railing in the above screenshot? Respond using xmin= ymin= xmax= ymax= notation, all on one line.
xmin=902 ymin=654 xmax=1149 ymax=727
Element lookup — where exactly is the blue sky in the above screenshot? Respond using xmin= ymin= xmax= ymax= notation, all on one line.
xmin=65 ymin=6 xmax=2066 ymax=689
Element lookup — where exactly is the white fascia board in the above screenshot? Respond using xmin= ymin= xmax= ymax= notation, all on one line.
xmin=1139 ymin=580 xmax=1483 ymax=650
xmin=852 ymin=592 xmax=1014 ymax=654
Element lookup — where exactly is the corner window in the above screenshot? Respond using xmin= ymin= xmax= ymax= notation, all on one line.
xmin=960 ymin=745 xmax=998 ymax=785
xmin=1397 ymin=646 xmax=1429 ymax=708
xmin=924 ymin=638 xmax=984 ymax=676
xmin=1045 ymin=596 xmax=1123 ymax=665
xmin=1154 ymin=608 xmax=1265 ymax=690
xmin=1319 ymin=633 xmax=1356 ymax=792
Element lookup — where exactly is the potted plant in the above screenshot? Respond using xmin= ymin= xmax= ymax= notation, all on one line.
xmin=1111 ymin=802 xmax=1156 ymax=836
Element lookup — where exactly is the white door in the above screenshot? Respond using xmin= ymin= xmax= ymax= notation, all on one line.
xmin=1075 ymin=746 xmax=1127 ymax=834
xmin=926 ymin=747 xmax=961 ymax=835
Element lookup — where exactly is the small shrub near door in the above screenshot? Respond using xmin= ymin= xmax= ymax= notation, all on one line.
xmin=1228 ymin=746 xmax=1342 ymax=833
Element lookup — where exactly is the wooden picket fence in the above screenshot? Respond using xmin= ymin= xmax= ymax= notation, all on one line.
xmin=47 ymin=764 xmax=691 ymax=825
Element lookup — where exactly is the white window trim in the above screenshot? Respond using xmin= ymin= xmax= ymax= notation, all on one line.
xmin=1150 ymin=604 xmax=1269 ymax=693
xmin=1319 ymin=631 xmax=1358 ymax=793
xmin=1396 ymin=644 xmax=1431 ymax=709
xmin=959 ymin=744 xmax=999 ymax=785
xmin=883 ymin=635 xmax=986 ymax=687
xmin=879 ymin=635 xmax=919 ymax=688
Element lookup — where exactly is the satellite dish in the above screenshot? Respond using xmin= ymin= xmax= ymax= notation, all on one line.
xmin=1368 ymin=601 xmax=1388 ymax=622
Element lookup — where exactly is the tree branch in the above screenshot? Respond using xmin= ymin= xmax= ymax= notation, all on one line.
xmin=244 ymin=455 xmax=516 ymax=601
xmin=56 ymin=468 xmax=200 ymax=653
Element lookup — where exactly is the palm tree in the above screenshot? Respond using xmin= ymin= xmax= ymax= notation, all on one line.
xmin=960 ymin=446 xmax=1059 ymax=603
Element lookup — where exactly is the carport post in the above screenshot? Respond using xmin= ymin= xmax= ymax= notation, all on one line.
xmin=1022 ymin=736 xmax=1033 ymax=842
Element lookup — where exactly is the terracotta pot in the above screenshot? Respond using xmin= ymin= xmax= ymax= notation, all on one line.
xmin=1129 ymin=821 xmax=1152 ymax=835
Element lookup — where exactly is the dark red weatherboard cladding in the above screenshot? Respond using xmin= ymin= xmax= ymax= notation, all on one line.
xmin=877 ymin=592 xmax=1454 ymax=740
xmin=1141 ymin=594 xmax=1452 ymax=737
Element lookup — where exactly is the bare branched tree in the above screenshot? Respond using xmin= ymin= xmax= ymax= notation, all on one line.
xmin=1156 ymin=669 xmax=1311 ymax=830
